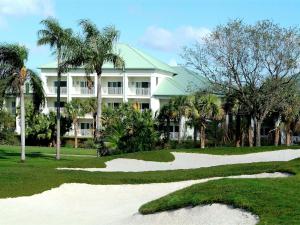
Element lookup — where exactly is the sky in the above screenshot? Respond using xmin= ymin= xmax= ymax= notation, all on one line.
xmin=0 ymin=0 xmax=299 ymax=70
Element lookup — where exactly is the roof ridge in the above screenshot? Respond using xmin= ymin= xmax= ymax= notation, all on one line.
xmin=125 ymin=44 xmax=157 ymax=68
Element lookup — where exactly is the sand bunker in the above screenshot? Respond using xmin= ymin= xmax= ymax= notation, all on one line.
xmin=58 ymin=149 xmax=300 ymax=172
xmin=0 ymin=172 xmax=289 ymax=225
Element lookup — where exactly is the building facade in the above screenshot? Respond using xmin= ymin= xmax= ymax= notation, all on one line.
xmin=12 ymin=44 xmax=204 ymax=140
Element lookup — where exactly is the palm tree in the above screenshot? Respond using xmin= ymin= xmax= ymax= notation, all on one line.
xmin=172 ymin=95 xmax=189 ymax=143
xmin=188 ymin=93 xmax=222 ymax=149
xmin=78 ymin=19 xmax=125 ymax=155
xmin=157 ymin=100 xmax=177 ymax=142
xmin=37 ymin=17 xmax=74 ymax=160
xmin=0 ymin=44 xmax=45 ymax=161
xmin=65 ymin=99 xmax=87 ymax=148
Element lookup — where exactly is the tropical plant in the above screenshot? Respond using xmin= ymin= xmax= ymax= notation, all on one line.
xmin=37 ymin=17 xmax=75 ymax=159
xmin=102 ymin=103 xmax=158 ymax=154
xmin=172 ymin=95 xmax=190 ymax=143
xmin=64 ymin=99 xmax=87 ymax=148
xmin=0 ymin=44 xmax=45 ymax=161
xmin=156 ymin=100 xmax=177 ymax=142
xmin=78 ymin=19 xmax=125 ymax=156
xmin=188 ymin=93 xmax=222 ymax=149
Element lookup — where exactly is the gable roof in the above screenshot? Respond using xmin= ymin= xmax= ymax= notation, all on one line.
xmin=39 ymin=43 xmax=177 ymax=75
xmin=154 ymin=66 xmax=207 ymax=96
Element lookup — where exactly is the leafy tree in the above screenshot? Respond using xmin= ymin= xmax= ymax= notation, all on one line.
xmin=183 ymin=20 xmax=300 ymax=147
xmin=78 ymin=19 xmax=125 ymax=155
xmin=37 ymin=17 xmax=75 ymax=159
xmin=25 ymin=101 xmax=72 ymax=146
xmin=65 ymin=99 xmax=87 ymax=148
xmin=188 ymin=93 xmax=222 ymax=148
xmin=0 ymin=109 xmax=16 ymax=145
xmin=0 ymin=44 xmax=45 ymax=161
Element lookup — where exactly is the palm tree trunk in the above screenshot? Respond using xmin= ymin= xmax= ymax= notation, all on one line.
xmin=56 ymin=55 xmax=61 ymax=160
xmin=20 ymin=84 xmax=26 ymax=162
xmin=200 ymin=124 xmax=205 ymax=149
xmin=166 ymin=118 xmax=170 ymax=142
xmin=96 ymin=72 xmax=102 ymax=131
xmin=178 ymin=117 xmax=181 ymax=143
xmin=74 ymin=119 xmax=78 ymax=148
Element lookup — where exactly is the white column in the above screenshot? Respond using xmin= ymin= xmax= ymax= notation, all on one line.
xmin=67 ymin=74 xmax=72 ymax=102
xmin=123 ymin=72 xmax=128 ymax=102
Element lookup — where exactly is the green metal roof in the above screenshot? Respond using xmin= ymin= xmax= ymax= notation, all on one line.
xmin=154 ymin=66 xmax=208 ymax=96
xmin=39 ymin=43 xmax=177 ymax=75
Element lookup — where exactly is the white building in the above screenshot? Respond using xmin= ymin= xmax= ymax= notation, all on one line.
xmin=14 ymin=44 xmax=205 ymax=140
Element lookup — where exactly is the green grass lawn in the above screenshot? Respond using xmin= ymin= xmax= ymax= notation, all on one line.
xmin=1 ymin=145 xmax=300 ymax=224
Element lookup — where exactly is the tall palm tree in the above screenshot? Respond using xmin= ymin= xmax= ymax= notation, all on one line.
xmin=188 ymin=93 xmax=222 ymax=149
xmin=65 ymin=99 xmax=87 ymax=148
xmin=37 ymin=17 xmax=74 ymax=160
xmin=172 ymin=95 xmax=189 ymax=143
xmin=0 ymin=44 xmax=45 ymax=161
xmin=78 ymin=19 xmax=125 ymax=155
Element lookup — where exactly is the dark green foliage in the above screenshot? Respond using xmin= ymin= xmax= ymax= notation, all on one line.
xmin=25 ymin=102 xmax=72 ymax=146
xmin=103 ymin=104 xmax=159 ymax=154
xmin=0 ymin=109 xmax=18 ymax=145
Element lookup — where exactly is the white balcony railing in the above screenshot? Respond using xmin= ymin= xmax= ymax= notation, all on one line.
xmin=80 ymin=129 xmax=93 ymax=137
xmin=73 ymin=87 xmax=95 ymax=95
xmin=170 ymin=132 xmax=179 ymax=140
xmin=102 ymin=87 xmax=123 ymax=95
xmin=48 ymin=87 xmax=67 ymax=95
xmin=129 ymin=87 xmax=150 ymax=96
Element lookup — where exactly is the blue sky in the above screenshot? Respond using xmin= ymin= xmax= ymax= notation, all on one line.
xmin=0 ymin=0 xmax=299 ymax=70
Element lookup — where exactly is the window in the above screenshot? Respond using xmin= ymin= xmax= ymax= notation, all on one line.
xmin=54 ymin=102 xmax=65 ymax=107
xmin=108 ymin=81 xmax=122 ymax=88
xmin=80 ymin=81 xmax=94 ymax=88
xmin=174 ymin=126 xmax=179 ymax=132
xmin=11 ymin=101 xmax=16 ymax=114
xmin=25 ymin=83 xmax=30 ymax=94
xmin=107 ymin=102 xmax=121 ymax=108
xmin=141 ymin=103 xmax=149 ymax=110
xmin=80 ymin=123 xmax=91 ymax=130
xmin=54 ymin=81 xmax=67 ymax=87
xmin=136 ymin=82 xmax=149 ymax=88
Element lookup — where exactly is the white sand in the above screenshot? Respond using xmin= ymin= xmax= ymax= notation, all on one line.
xmin=58 ymin=149 xmax=300 ymax=172
xmin=0 ymin=172 xmax=289 ymax=225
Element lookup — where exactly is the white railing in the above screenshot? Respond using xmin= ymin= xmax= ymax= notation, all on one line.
xmin=170 ymin=132 xmax=179 ymax=140
xmin=102 ymin=87 xmax=123 ymax=95
xmin=80 ymin=129 xmax=93 ymax=137
xmin=73 ymin=87 xmax=95 ymax=95
xmin=129 ymin=88 xmax=150 ymax=96
xmin=47 ymin=107 xmax=65 ymax=113
xmin=48 ymin=87 xmax=67 ymax=95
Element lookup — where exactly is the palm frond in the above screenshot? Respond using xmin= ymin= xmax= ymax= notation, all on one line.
xmin=28 ymin=69 xmax=45 ymax=111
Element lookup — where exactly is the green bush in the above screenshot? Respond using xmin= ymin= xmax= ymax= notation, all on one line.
xmin=82 ymin=139 xmax=97 ymax=149
xmin=102 ymin=104 xmax=159 ymax=154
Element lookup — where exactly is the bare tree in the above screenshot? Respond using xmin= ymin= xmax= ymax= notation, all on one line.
xmin=182 ymin=20 xmax=300 ymax=146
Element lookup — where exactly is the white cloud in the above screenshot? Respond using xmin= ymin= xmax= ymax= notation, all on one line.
xmin=0 ymin=0 xmax=54 ymax=27
xmin=139 ymin=25 xmax=210 ymax=52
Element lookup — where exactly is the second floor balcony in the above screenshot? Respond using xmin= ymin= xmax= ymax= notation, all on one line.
xmin=73 ymin=87 xmax=95 ymax=95
xmin=128 ymin=87 xmax=150 ymax=96
xmin=102 ymin=87 xmax=123 ymax=95
xmin=48 ymin=87 xmax=67 ymax=95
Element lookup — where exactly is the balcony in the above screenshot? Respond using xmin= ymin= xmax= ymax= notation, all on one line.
xmin=80 ymin=129 xmax=93 ymax=137
xmin=102 ymin=87 xmax=123 ymax=95
xmin=48 ymin=87 xmax=67 ymax=95
xmin=73 ymin=87 xmax=95 ymax=95
xmin=129 ymin=87 xmax=150 ymax=96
